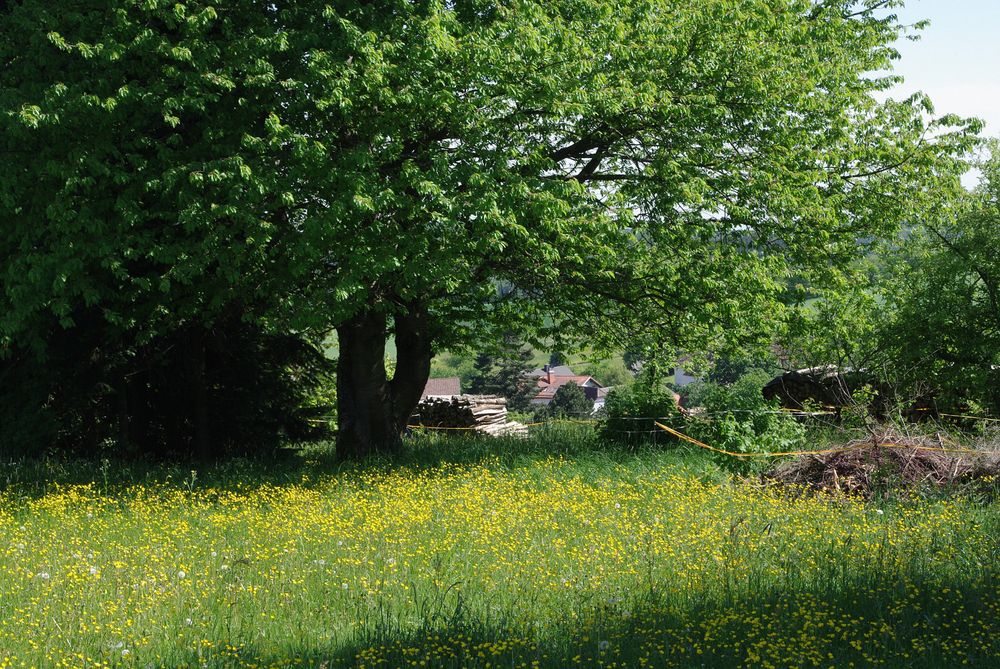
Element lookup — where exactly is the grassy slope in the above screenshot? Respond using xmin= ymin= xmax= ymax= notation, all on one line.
xmin=1 ymin=433 xmax=998 ymax=668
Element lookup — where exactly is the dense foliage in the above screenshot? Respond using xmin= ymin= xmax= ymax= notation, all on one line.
xmin=466 ymin=333 xmax=536 ymax=410
xmin=706 ymin=355 xmax=781 ymax=386
xmin=780 ymin=150 xmax=1000 ymax=418
xmin=683 ymin=370 xmax=806 ymax=473
xmin=599 ymin=366 xmax=682 ymax=445
xmin=0 ymin=320 xmax=334 ymax=457
xmin=543 ymin=381 xmax=593 ymax=418
xmin=0 ymin=0 xmax=980 ymax=456
xmin=879 ymin=151 xmax=1000 ymax=415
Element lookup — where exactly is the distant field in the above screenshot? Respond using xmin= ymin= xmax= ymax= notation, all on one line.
xmin=1 ymin=432 xmax=998 ymax=668
xmin=323 ymin=330 xmax=628 ymax=387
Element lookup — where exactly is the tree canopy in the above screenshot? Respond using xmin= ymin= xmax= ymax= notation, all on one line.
xmin=0 ymin=0 xmax=980 ymax=457
xmin=878 ymin=148 xmax=1000 ymax=413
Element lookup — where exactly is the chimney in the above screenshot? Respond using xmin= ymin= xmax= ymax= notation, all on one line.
xmin=544 ymin=364 xmax=553 ymax=384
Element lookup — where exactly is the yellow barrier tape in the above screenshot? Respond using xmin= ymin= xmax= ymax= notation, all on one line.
xmin=874 ymin=442 xmax=1000 ymax=456
xmin=779 ymin=408 xmax=838 ymax=415
xmin=938 ymin=412 xmax=1000 ymax=423
xmin=654 ymin=422 xmax=1000 ymax=459
xmin=520 ymin=420 xmax=591 ymax=427
xmin=654 ymin=422 xmax=859 ymax=458
xmin=409 ymin=418 xmax=1000 ymax=458
xmin=912 ymin=408 xmax=1000 ymax=423
xmin=409 ymin=418 xmax=598 ymax=430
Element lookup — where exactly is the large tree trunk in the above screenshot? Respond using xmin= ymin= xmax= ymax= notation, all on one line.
xmin=336 ymin=303 xmax=433 ymax=460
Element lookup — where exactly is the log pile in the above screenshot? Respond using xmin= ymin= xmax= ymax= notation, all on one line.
xmin=411 ymin=394 xmax=529 ymax=437
xmin=762 ymin=366 xmax=857 ymax=409
xmin=761 ymin=366 xmax=933 ymax=420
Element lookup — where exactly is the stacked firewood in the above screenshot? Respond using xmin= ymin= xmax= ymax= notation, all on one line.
xmin=762 ymin=366 xmax=855 ymax=409
xmin=411 ymin=395 xmax=528 ymax=437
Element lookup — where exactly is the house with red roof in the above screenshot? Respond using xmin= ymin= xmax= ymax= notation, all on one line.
xmin=528 ymin=365 xmax=606 ymax=408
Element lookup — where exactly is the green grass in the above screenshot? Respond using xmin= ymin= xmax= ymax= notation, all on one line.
xmin=0 ymin=431 xmax=998 ymax=668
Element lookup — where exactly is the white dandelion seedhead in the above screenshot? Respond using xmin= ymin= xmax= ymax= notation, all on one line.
xmin=177 ymin=570 xmax=187 ymax=579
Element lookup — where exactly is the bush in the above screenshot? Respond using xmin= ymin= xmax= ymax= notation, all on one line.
xmin=547 ymin=381 xmax=593 ymax=418
xmin=532 ymin=381 xmax=594 ymax=422
xmin=683 ymin=370 xmax=805 ymax=474
xmin=578 ymin=358 xmax=633 ymax=388
xmin=0 ymin=316 xmax=335 ymax=459
xmin=599 ymin=374 xmax=682 ymax=446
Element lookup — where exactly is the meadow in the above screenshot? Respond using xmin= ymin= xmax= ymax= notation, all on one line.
xmin=1 ymin=428 xmax=999 ymax=669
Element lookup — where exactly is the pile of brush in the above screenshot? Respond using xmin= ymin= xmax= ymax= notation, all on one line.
xmin=770 ymin=428 xmax=1000 ymax=497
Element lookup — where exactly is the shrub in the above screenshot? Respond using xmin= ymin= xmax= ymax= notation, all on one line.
xmin=532 ymin=382 xmax=594 ymax=422
xmin=599 ymin=372 xmax=682 ymax=446
xmin=578 ymin=358 xmax=634 ymax=388
xmin=547 ymin=381 xmax=594 ymax=418
xmin=0 ymin=318 xmax=335 ymax=459
xmin=683 ymin=370 xmax=805 ymax=474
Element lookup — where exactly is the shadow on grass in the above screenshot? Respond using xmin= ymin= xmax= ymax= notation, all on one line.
xmin=0 ymin=425 xmax=726 ymax=499
xmin=183 ymin=571 xmax=1000 ymax=668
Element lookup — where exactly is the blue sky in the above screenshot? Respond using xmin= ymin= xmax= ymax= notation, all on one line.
xmin=890 ymin=0 xmax=1000 ymax=140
